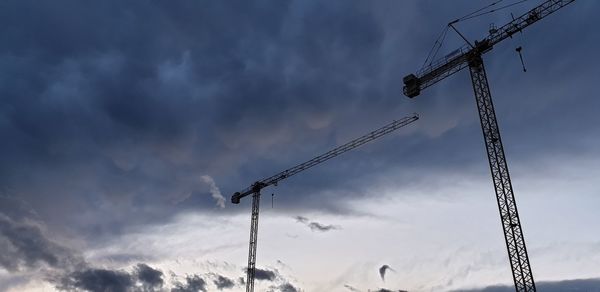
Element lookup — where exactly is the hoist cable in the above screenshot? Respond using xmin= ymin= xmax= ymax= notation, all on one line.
xmin=422 ymin=26 xmax=449 ymax=69
xmin=458 ymin=0 xmax=531 ymax=22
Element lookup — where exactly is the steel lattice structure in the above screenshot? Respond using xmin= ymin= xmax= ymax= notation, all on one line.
xmin=403 ymin=1 xmax=576 ymax=291
xmin=232 ymin=114 xmax=419 ymax=292
xmin=469 ymin=56 xmax=535 ymax=290
xmin=246 ymin=193 xmax=260 ymax=292
xmin=404 ymin=0 xmax=576 ymax=98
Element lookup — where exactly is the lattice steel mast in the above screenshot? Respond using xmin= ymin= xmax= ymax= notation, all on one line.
xmin=232 ymin=114 xmax=419 ymax=292
xmin=403 ymin=1 xmax=575 ymax=291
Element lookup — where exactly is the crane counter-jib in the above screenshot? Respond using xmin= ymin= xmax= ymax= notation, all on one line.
xmin=231 ymin=113 xmax=419 ymax=204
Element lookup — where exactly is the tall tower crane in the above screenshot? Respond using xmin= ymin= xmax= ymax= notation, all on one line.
xmin=231 ymin=114 xmax=419 ymax=292
xmin=402 ymin=1 xmax=575 ymax=291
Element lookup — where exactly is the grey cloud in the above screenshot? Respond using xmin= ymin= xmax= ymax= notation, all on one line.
xmin=171 ymin=274 xmax=207 ymax=292
xmin=0 ymin=195 xmax=39 ymax=222
xmin=344 ymin=284 xmax=361 ymax=291
xmin=0 ymin=0 xmax=391 ymax=243
xmin=0 ymin=207 xmax=232 ymax=292
xmin=0 ymin=211 xmax=168 ymax=292
xmin=294 ymin=216 xmax=309 ymax=224
xmin=0 ymin=274 xmax=33 ymax=292
xmin=0 ymin=1 xmax=598 ymax=288
xmin=135 ymin=263 xmax=164 ymax=290
xmin=212 ymin=274 xmax=235 ymax=290
xmin=250 ymin=267 xmax=300 ymax=291
xmin=269 ymin=282 xmax=300 ymax=292
xmin=0 ymin=214 xmax=82 ymax=272
xmin=453 ymin=278 xmax=600 ymax=292
xmin=200 ymin=175 xmax=226 ymax=209
xmin=58 ymin=268 xmax=134 ymax=292
xmin=56 ymin=263 xmax=168 ymax=292
xmin=254 ymin=268 xmax=277 ymax=281
xmin=307 ymin=222 xmax=340 ymax=232
xmin=0 ymin=210 xmax=165 ymax=292
xmin=294 ymin=216 xmax=340 ymax=232
xmin=57 ymin=264 xmax=246 ymax=292
xmin=0 ymin=0 xmax=595 ymax=242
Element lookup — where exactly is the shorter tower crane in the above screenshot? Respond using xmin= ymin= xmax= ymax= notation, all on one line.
xmin=232 ymin=113 xmax=419 ymax=292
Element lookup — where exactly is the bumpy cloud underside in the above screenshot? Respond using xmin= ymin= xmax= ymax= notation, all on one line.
xmin=0 ymin=0 xmax=598 ymax=291
xmin=0 ymin=0 xmax=597 ymax=244
xmin=453 ymin=278 xmax=600 ymax=292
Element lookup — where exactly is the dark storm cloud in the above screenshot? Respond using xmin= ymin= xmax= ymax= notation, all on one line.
xmin=135 ymin=263 xmax=164 ymax=289
xmin=269 ymin=282 xmax=300 ymax=292
xmin=58 ymin=268 xmax=134 ymax=292
xmin=57 ymin=263 xmax=239 ymax=292
xmin=212 ymin=274 xmax=235 ymax=290
xmin=0 ymin=0 xmax=598 ymax=281
xmin=254 ymin=268 xmax=277 ymax=281
xmin=452 ymin=278 xmax=600 ymax=292
xmin=172 ymin=274 xmax=207 ymax=292
xmin=0 ymin=210 xmax=142 ymax=292
xmin=0 ymin=209 xmax=192 ymax=292
xmin=0 ymin=214 xmax=82 ymax=272
xmin=56 ymin=263 xmax=168 ymax=292
xmin=0 ymin=0 xmax=396 ymax=243
xmin=294 ymin=216 xmax=340 ymax=232
xmin=249 ymin=267 xmax=300 ymax=291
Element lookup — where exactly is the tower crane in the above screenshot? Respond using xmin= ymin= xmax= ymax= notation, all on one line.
xmin=231 ymin=114 xmax=419 ymax=292
xmin=402 ymin=1 xmax=575 ymax=291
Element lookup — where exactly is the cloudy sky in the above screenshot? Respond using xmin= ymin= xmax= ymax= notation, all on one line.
xmin=1 ymin=1 xmax=599 ymax=291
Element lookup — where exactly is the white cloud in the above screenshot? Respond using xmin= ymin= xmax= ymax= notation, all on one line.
xmin=8 ymin=151 xmax=597 ymax=292
xmin=201 ymin=175 xmax=226 ymax=209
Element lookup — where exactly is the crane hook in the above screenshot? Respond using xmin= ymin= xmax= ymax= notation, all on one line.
xmin=516 ymin=46 xmax=527 ymax=72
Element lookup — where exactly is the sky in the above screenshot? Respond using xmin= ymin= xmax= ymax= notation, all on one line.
xmin=1 ymin=0 xmax=599 ymax=291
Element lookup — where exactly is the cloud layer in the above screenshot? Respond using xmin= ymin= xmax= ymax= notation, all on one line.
xmin=294 ymin=216 xmax=341 ymax=232
xmin=453 ymin=278 xmax=600 ymax=292
xmin=0 ymin=0 xmax=599 ymax=291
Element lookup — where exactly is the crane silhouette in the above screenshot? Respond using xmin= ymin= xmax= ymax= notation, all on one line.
xmin=231 ymin=114 xmax=418 ymax=292
xmin=403 ymin=1 xmax=576 ymax=290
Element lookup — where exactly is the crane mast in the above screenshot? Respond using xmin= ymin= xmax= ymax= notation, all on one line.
xmin=469 ymin=56 xmax=535 ymax=290
xmin=403 ymin=1 xmax=575 ymax=291
xmin=232 ymin=114 xmax=419 ymax=292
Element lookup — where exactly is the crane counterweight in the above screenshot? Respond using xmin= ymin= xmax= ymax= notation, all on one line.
xmin=231 ymin=192 xmax=241 ymax=204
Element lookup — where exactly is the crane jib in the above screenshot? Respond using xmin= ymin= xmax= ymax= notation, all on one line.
xmin=231 ymin=114 xmax=419 ymax=204
xmin=403 ymin=0 xmax=576 ymax=99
